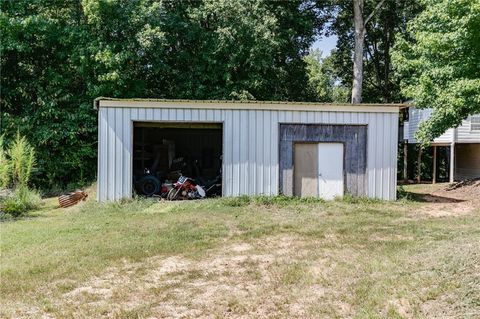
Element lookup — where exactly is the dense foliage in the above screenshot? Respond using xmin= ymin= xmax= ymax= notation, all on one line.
xmin=393 ymin=0 xmax=480 ymax=143
xmin=1 ymin=0 xmax=319 ymax=189
xmin=303 ymin=49 xmax=349 ymax=103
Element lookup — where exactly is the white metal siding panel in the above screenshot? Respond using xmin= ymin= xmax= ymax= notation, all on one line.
xmin=232 ymin=110 xmax=240 ymax=195
xmin=262 ymin=111 xmax=271 ymax=195
xmin=97 ymin=108 xmax=108 ymax=201
xmin=457 ymin=116 xmax=480 ymax=143
xmin=389 ymin=113 xmax=399 ymax=200
xmin=240 ymin=110 xmax=248 ymax=195
xmin=270 ymin=111 xmax=279 ymax=195
xmin=97 ymin=107 xmax=399 ymax=201
xmin=107 ymin=108 xmax=116 ymax=200
xmin=114 ymin=109 xmax=122 ymax=199
xmin=124 ymin=108 xmax=133 ymax=198
xmin=256 ymin=111 xmax=265 ymax=194
xmin=368 ymin=113 xmax=377 ymax=197
xmin=247 ymin=110 xmax=255 ymax=194
xmin=224 ymin=110 xmax=234 ymax=196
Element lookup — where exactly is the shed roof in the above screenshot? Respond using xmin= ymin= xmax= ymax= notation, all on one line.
xmin=94 ymin=97 xmax=408 ymax=113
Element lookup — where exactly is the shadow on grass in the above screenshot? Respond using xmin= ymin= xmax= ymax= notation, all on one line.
xmin=397 ymin=188 xmax=465 ymax=203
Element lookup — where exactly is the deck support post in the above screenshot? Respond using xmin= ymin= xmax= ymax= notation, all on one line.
xmin=432 ymin=146 xmax=437 ymax=184
xmin=403 ymin=142 xmax=408 ymax=182
xmin=449 ymin=143 xmax=455 ymax=183
xmin=417 ymin=146 xmax=423 ymax=183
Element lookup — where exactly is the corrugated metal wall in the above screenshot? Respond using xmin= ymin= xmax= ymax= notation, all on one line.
xmin=98 ymin=107 xmax=399 ymax=201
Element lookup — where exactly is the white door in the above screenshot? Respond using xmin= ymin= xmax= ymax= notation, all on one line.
xmin=317 ymin=143 xmax=344 ymax=200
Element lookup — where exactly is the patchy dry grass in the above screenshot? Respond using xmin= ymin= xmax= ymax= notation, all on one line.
xmin=1 ymin=185 xmax=479 ymax=318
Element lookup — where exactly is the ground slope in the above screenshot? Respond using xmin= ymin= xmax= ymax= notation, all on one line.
xmin=1 ymin=185 xmax=479 ymax=318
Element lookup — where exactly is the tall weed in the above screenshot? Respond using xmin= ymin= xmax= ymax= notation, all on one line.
xmin=0 ymin=136 xmax=10 ymax=188
xmin=8 ymin=132 xmax=36 ymax=187
xmin=0 ymin=134 xmax=41 ymax=217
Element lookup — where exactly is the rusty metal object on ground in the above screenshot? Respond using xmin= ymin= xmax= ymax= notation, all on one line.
xmin=58 ymin=191 xmax=88 ymax=208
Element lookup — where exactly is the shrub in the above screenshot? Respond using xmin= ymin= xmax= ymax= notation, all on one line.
xmin=0 ymin=134 xmax=41 ymax=217
xmin=1 ymin=186 xmax=42 ymax=217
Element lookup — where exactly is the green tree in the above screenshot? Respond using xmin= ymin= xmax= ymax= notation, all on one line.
xmin=1 ymin=0 xmax=97 ymax=188
xmin=304 ymin=50 xmax=333 ymax=102
xmin=393 ymin=0 xmax=480 ymax=143
xmin=314 ymin=0 xmax=422 ymax=103
xmin=304 ymin=49 xmax=349 ymax=102
xmin=1 ymin=0 xmax=319 ymax=189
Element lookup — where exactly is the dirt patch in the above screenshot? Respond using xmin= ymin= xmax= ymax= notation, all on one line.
xmin=417 ymin=201 xmax=477 ymax=217
xmin=26 ymin=235 xmax=359 ymax=318
xmin=407 ymin=181 xmax=480 ymax=217
xmin=436 ymin=179 xmax=480 ymax=201
xmin=386 ymin=298 xmax=413 ymax=318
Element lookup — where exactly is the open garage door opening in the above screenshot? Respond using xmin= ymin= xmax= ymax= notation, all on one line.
xmin=133 ymin=122 xmax=223 ymax=199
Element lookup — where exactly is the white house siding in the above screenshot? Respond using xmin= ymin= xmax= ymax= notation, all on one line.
xmin=407 ymin=108 xmax=454 ymax=143
xmin=457 ymin=116 xmax=480 ymax=142
xmin=407 ymin=108 xmax=480 ymax=144
xmin=97 ymin=106 xmax=399 ymax=201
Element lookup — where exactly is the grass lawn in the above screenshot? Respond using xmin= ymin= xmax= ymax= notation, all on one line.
xmin=1 ymin=185 xmax=479 ymax=318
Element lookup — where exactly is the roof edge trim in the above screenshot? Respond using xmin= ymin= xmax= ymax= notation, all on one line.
xmin=94 ymin=97 xmax=407 ymax=113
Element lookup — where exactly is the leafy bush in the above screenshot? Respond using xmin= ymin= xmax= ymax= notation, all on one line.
xmin=1 ymin=186 xmax=42 ymax=217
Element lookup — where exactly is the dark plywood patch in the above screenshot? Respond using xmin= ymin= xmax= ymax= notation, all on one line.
xmin=279 ymin=124 xmax=367 ymax=196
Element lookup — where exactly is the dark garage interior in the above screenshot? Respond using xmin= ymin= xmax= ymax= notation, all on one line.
xmin=133 ymin=122 xmax=223 ymax=198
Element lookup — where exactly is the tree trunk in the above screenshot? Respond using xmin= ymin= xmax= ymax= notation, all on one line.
xmin=352 ymin=0 xmax=365 ymax=104
xmin=351 ymin=0 xmax=387 ymax=104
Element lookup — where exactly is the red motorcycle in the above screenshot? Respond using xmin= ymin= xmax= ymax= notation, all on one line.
xmin=167 ymin=175 xmax=206 ymax=200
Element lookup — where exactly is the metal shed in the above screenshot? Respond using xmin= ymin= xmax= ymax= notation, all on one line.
xmin=95 ymin=98 xmax=403 ymax=201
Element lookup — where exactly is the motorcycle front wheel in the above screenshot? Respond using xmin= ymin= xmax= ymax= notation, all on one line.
xmin=167 ymin=188 xmax=180 ymax=201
